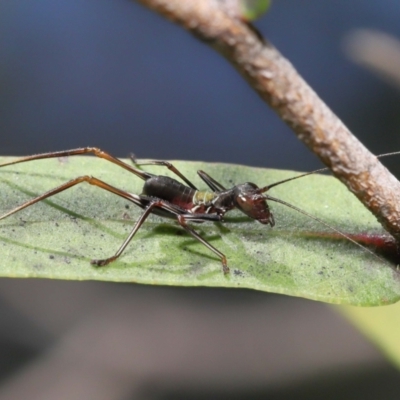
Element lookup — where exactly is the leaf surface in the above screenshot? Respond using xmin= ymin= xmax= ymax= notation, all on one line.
xmin=0 ymin=156 xmax=399 ymax=306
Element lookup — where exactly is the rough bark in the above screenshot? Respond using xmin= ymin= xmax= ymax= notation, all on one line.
xmin=136 ymin=0 xmax=400 ymax=241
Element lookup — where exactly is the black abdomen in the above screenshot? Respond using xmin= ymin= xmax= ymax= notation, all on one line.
xmin=142 ymin=176 xmax=195 ymax=208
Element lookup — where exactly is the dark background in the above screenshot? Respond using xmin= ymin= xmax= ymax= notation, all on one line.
xmin=2 ymin=0 xmax=400 ymax=170
xmin=1 ymin=1 xmax=400 ymax=399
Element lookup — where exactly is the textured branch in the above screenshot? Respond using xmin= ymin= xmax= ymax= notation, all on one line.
xmin=136 ymin=0 xmax=400 ymax=241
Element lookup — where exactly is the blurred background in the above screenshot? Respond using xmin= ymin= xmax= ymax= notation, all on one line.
xmin=1 ymin=0 xmax=400 ymax=399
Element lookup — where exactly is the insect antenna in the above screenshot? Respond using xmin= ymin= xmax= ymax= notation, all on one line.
xmin=264 ymin=194 xmax=389 ymax=265
xmin=258 ymin=167 xmax=328 ymax=193
xmin=254 ymin=150 xmax=400 ymax=267
xmin=258 ymin=150 xmax=400 ymax=193
xmin=254 ymin=150 xmax=400 ymax=266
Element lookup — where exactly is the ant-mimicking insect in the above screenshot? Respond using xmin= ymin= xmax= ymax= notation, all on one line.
xmin=0 ymin=147 xmax=397 ymax=274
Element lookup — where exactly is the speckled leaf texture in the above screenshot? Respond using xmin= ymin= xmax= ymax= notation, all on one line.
xmin=0 ymin=156 xmax=399 ymax=306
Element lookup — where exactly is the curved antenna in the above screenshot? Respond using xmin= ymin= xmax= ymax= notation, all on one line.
xmin=264 ymin=194 xmax=390 ymax=266
xmin=258 ymin=168 xmax=327 ymax=193
xmin=258 ymin=150 xmax=400 ymax=193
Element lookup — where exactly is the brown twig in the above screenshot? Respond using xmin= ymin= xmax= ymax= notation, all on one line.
xmin=135 ymin=0 xmax=400 ymax=241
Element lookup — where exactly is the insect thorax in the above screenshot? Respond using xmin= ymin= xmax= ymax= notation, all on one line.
xmin=192 ymin=191 xmax=217 ymax=207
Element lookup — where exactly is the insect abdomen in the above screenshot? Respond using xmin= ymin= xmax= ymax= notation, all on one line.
xmin=143 ymin=176 xmax=195 ymax=209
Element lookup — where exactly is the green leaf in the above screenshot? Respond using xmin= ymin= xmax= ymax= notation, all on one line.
xmin=0 ymin=156 xmax=399 ymax=306
xmin=240 ymin=0 xmax=271 ymax=21
xmin=336 ymin=302 xmax=400 ymax=370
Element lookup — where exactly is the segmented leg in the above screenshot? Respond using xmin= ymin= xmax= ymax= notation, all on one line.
xmin=0 ymin=175 xmax=146 ymax=221
xmin=197 ymin=170 xmax=227 ymax=191
xmin=129 ymin=153 xmax=198 ymax=190
xmin=0 ymin=174 xmax=228 ymax=272
xmin=0 ymin=147 xmax=154 ymax=181
xmin=94 ymin=201 xmax=227 ymax=272
xmin=177 ymin=214 xmax=229 ymax=274
xmin=91 ymin=199 xmax=222 ymax=267
xmin=91 ymin=199 xmax=165 ymax=266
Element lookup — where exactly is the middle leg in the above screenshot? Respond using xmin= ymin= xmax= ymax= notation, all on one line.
xmin=130 ymin=154 xmax=198 ymax=190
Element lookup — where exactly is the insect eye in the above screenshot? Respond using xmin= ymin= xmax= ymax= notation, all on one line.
xmin=236 ymin=193 xmax=265 ymax=216
xmin=236 ymin=194 xmax=252 ymax=210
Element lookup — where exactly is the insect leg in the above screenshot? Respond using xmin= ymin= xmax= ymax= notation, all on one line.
xmin=176 ymin=214 xmax=229 ymax=274
xmin=92 ymin=198 xmax=226 ymax=266
xmin=0 ymin=147 xmax=154 ymax=181
xmin=0 ymin=175 xmax=146 ymax=221
xmin=130 ymin=154 xmax=198 ymax=190
xmin=197 ymin=170 xmax=227 ymax=191
xmin=91 ymin=199 xmax=170 ymax=266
